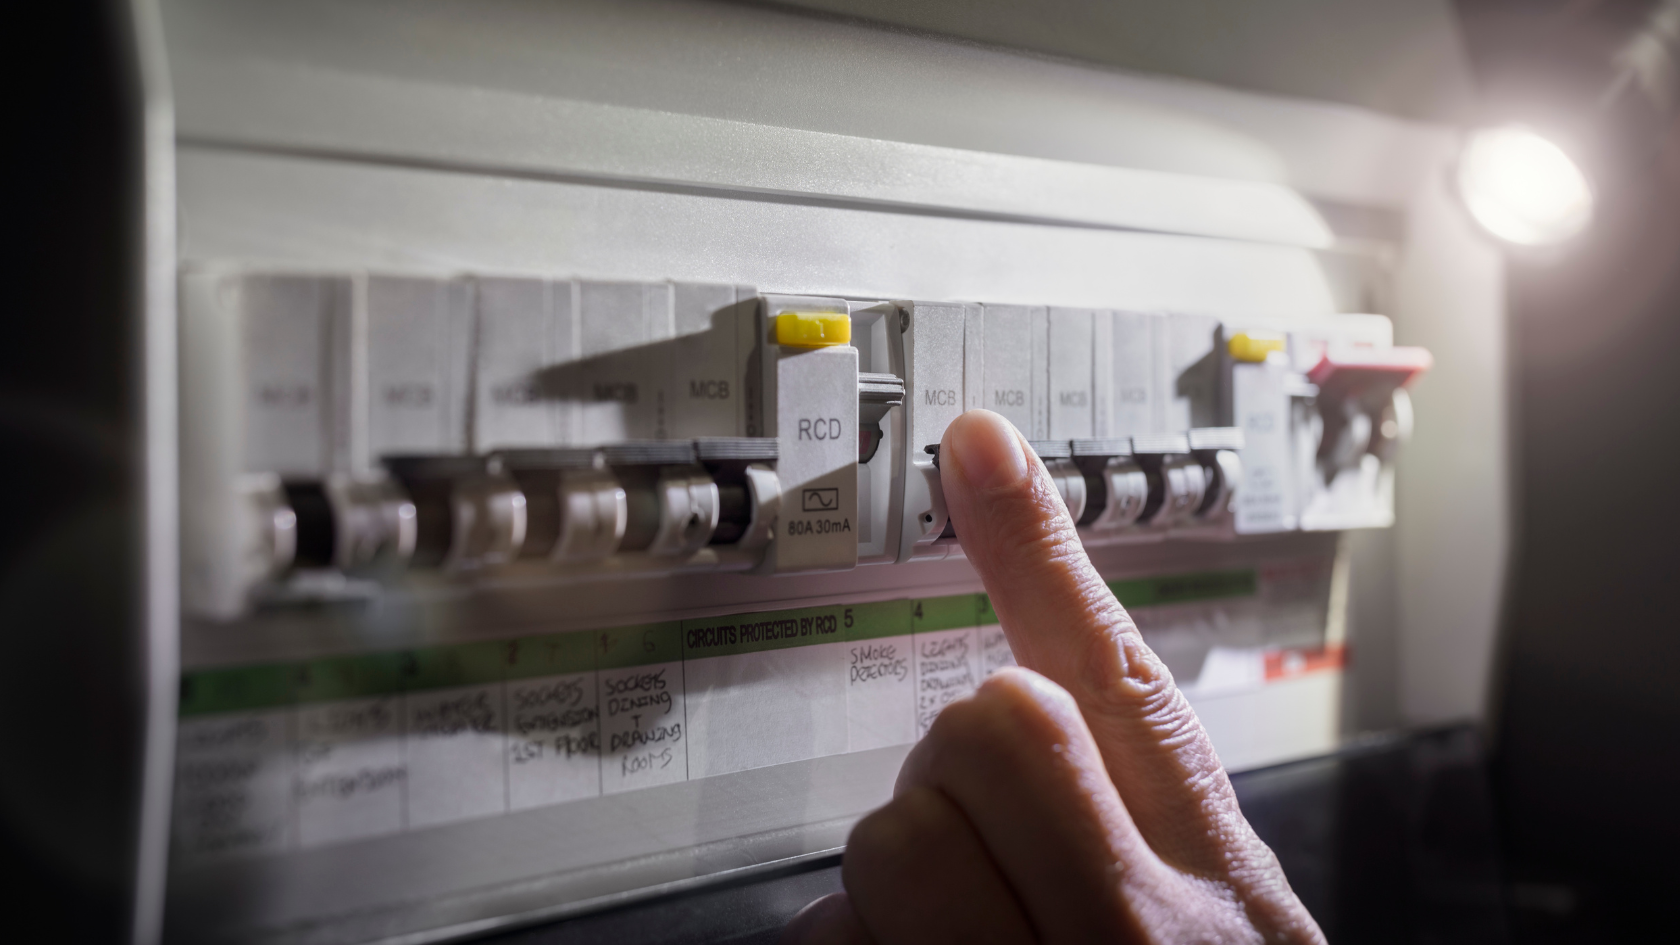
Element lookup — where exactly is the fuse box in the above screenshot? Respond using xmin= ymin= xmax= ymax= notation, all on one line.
xmin=145 ymin=3 xmax=1484 ymax=943
xmin=170 ymin=266 xmax=1428 ymax=945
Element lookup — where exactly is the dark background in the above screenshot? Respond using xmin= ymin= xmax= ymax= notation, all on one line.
xmin=1 ymin=2 xmax=148 ymax=943
xmin=1456 ymin=1 xmax=1680 ymax=940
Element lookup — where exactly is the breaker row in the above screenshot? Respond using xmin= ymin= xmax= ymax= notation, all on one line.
xmin=179 ymin=271 xmax=1430 ymax=619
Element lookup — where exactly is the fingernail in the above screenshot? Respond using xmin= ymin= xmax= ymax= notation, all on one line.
xmin=948 ymin=410 xmax=1030 ymax=492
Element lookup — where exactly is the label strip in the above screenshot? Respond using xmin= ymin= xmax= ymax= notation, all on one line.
xmin=181 ymin=570 xmax=1258 ymax=717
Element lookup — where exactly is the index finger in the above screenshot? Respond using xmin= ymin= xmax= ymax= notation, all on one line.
xmin=936 ymin=409 xmax=1257 ymax=877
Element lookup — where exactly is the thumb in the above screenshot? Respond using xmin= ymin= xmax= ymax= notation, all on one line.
xmin=938 ymin=409 xmax=1252 ymax=876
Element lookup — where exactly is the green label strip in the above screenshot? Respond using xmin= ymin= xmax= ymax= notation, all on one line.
xmin=180 ymin=573 xmax=1254 ymax=718
xmin=911 ymin=594 xmax=980 ymax=633
xmin=505 ymin=630 xmax=595 ymax=680
xmin=596 ymin=621 xmax=684 ymax=670
xmin=1108 ymin=569 xmax=1257 ymax=608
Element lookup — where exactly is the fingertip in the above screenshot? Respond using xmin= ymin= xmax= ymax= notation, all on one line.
xmin=919 ymin=668 xmax=1100 ymax=782
xmin=975 ymin=667 xmax=1083 ymax=731
xmin=780 ymin=892 xmax=874 ymax=945
xmin=942 ymin=409 xmax=1031 ymax=496
xmin=977 ymin=664 xmax=1064 ymax=703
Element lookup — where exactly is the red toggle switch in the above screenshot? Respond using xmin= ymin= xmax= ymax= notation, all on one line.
xmin=1306 ymin=347 xmax=1432 ymax=400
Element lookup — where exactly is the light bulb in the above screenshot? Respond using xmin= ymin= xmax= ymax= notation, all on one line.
xmin=1456 ymin=126 xmax=1595 ymax=246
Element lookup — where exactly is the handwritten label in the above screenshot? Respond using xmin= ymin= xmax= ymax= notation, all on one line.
xmin=914 ymin=629 xmax=979 ymax=736
xmin=170 ymin=576 xmax=1281 ymax=860
xmin=295 ymin=697 xmax=406 ymax=847
xmin=980 ymin=626 xmax=1016 ymax=677
xmin=508 ymin=673 xmax=602 ymax=809
xmin=599 ymin=664 xmax=686 ymax=794
xmin=850 ymin=642 xmax=909 ymax=685
xmin=172 ymin=712 xmax=293 ymax=858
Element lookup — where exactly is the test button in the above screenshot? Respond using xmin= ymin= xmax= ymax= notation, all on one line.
xmin=774 ymin=311 xmax=852 ymax=347
xmin=1228 ymin=331 xmax=1286 ymax=363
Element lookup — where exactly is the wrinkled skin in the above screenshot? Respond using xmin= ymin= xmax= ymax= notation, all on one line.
xmin=782 ymin=410 xmax=1325 ymax=945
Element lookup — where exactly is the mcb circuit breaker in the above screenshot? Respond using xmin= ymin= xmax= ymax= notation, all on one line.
xmin=179 ymin=269 xmax=1430 ymax=620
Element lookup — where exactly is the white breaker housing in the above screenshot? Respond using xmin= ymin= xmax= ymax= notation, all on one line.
xmin=178 ymin=271 xmax=1429 ymax=619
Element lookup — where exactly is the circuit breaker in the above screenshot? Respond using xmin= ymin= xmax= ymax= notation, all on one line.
xmin=179 ymin=271 xmax=1429 ymax=619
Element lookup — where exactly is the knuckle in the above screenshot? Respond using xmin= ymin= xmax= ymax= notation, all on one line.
xmin=1076 ymin=618 xmax=1182 ymax=720
xmin=1139 ymin=687 xmax=1207 ymax=754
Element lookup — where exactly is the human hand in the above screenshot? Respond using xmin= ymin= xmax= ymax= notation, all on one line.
xmin=783 ymin=410 xmax=1324 ymax=944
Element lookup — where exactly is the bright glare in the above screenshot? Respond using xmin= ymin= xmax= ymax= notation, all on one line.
xmin=1457 ymin=126 xmax=1594 ymax=246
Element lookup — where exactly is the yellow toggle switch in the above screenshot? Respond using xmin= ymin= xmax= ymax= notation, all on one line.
xmin=1228 ymin=331 xmax=1286 ymax=363
xmin=774 ymin=311 xmax=851 ymax=347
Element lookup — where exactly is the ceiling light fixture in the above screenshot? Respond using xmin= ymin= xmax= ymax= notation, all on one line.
xmin=1456 ymin=125 xmax=1595 ymax=247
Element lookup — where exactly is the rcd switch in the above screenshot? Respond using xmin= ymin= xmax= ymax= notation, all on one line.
xmin=848 ymin=300 xmax=907 ymax=565
xmin=1302 ymin=346 xmax=1430 ymax=529
xmin=759 ymin=297 xmax=859 ymax=573
xmin=1226 ymin=330 xmax=1298 ymax=533
xmin=857 ymin=373 xmax=904 ymax=465
xmin=1225 ymin=317 xmax=1429 ymax=532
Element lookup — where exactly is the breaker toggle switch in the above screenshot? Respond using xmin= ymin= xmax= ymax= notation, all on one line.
xmin=1028 ymin=441 xmax=1088 ymax=522
xmin=239 ymin=474 xmax=299 ymax=585
xmin=604 ymin=442 xmax=720 ymax=557
xmin=283 ymin=474 xmax=417 ymax=573
xmin=495 ymin=448 xmax=629 ymax=563
xmin=1307 ymin=347 xmax=1431 ymax=484
xmin=696 ymin=437 xmax=780 ymax=550
xmin=383 ymin=456 xmax=528 ymax=570
xmin=1188 ymin=427 xmax=1245 ymax=520
xmin=1131 ymin=434 xmax=1209 ymax=529
xmin=1071 ymin=438 xmax=1150 ymax=534
xmin=858 ymin=372 xmax=904 ymax=463
xmin=919 ymin=444 xmax=957 ymax=546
